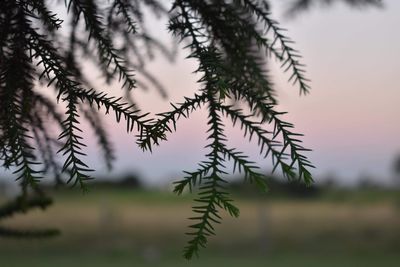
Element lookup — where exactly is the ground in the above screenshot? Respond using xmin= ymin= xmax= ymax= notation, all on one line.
xmin=0 ymin=187 xmax=399 ymax=266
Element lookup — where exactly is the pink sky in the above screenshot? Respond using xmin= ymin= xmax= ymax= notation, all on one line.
xmin=82 ymin=0 xmax=400 ymax=186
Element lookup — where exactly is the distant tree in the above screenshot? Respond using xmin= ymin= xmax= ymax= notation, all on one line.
xmin=286 ymin=0 xmax=383 ymax=16
xmin=393 ymin=154 xmax=400 ymax=184
xmin=0 ymin=0 xmax=383 ymax=259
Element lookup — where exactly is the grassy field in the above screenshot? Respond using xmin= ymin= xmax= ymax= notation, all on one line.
xmin=0 ymin=187 xmax=399 ymax=266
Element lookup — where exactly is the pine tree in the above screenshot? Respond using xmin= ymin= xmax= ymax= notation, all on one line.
xmin=0 ymin=0 xmax=381 ymax=259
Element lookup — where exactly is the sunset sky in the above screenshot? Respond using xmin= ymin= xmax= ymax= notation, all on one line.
xmin=2 ymin=1 xmax=398 ymax=187
xmin=71 ymin=0 xmax=398 ymax=186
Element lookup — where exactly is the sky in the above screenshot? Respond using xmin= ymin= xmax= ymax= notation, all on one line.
xmin=79 ymin=0 xmax=400 ymax=187
xmin=71 ymin=0 xmax=399 ymax=187
xmin=2 ymin=0 xmax=399 ymax=187
xmin=271 ymin=0 xmax=400 ymax=185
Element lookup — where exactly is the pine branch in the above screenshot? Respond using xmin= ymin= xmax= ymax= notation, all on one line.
xmin=67 ymin=0 xmax=136 ymax=90
xmin=173 ymin=162 xmax=213 ymax=194
xmin=268 ymin=110 xmax=314 ymax=184
xmin=109 ymin=0 xmax=137 ymax=34
xmin=183 ymin=94 xmax=237 ymax=259
xmin=26 ymin=26 xmax=79 ymax=98
xmin=182 ymin=0 xmax=278 ymax=102
xmin=230 ymin=88 xmax=314 ymax=184
xmin=0 ymin=0 xmax=316 ymax=256
xmin=26 ymin=21 xmax=155 ymax=153
xmin=9 ymin=115 xmax=42 ymax=195
xmin=139 ymin=92 xmax=208 ymax=151
xmin=219 ymin=147 xmax=268 ymax=192
xmin=0 ymin=195 xmax=60 ymax=238
xmin=0 ymin=11 xmax=42 ymax=194
xmin=31 ymin=92 xmax=66 ymax=131
xmin=0 ymin=195 xmax=52 ymax=219
xmin=31 ymin=30 xmax=155 ymax=158
xmin=0 ymin=226 xmax=60 ymax=238
xmin=58 ymin=93 xmax=93 ymax=191
xmin=217 ymin=103 xmax=279 ymax=157
xmin=24 ymin=0 xmax=63 ymax=32
xmin=74 ymin=88 xmax=153 ymax=139
xmin=240 ymin=0 xmax=311 ymax=95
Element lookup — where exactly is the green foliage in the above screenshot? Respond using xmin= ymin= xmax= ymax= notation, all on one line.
xmin=0 ymin=0 xmax=321 ymax=258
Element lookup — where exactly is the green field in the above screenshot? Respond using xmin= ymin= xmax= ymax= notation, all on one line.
xmin=0 ymin=188 xmax=399 ymax=266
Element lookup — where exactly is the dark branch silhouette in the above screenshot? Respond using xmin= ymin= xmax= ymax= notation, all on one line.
xmin=0 ymin=0 xmax=317 ymax=258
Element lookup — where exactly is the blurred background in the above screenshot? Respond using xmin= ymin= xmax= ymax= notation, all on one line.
xmin=1 ymin=0 xmax=400 ymax=266
xmin=0 ymin=178 xmax=399 ymax=266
